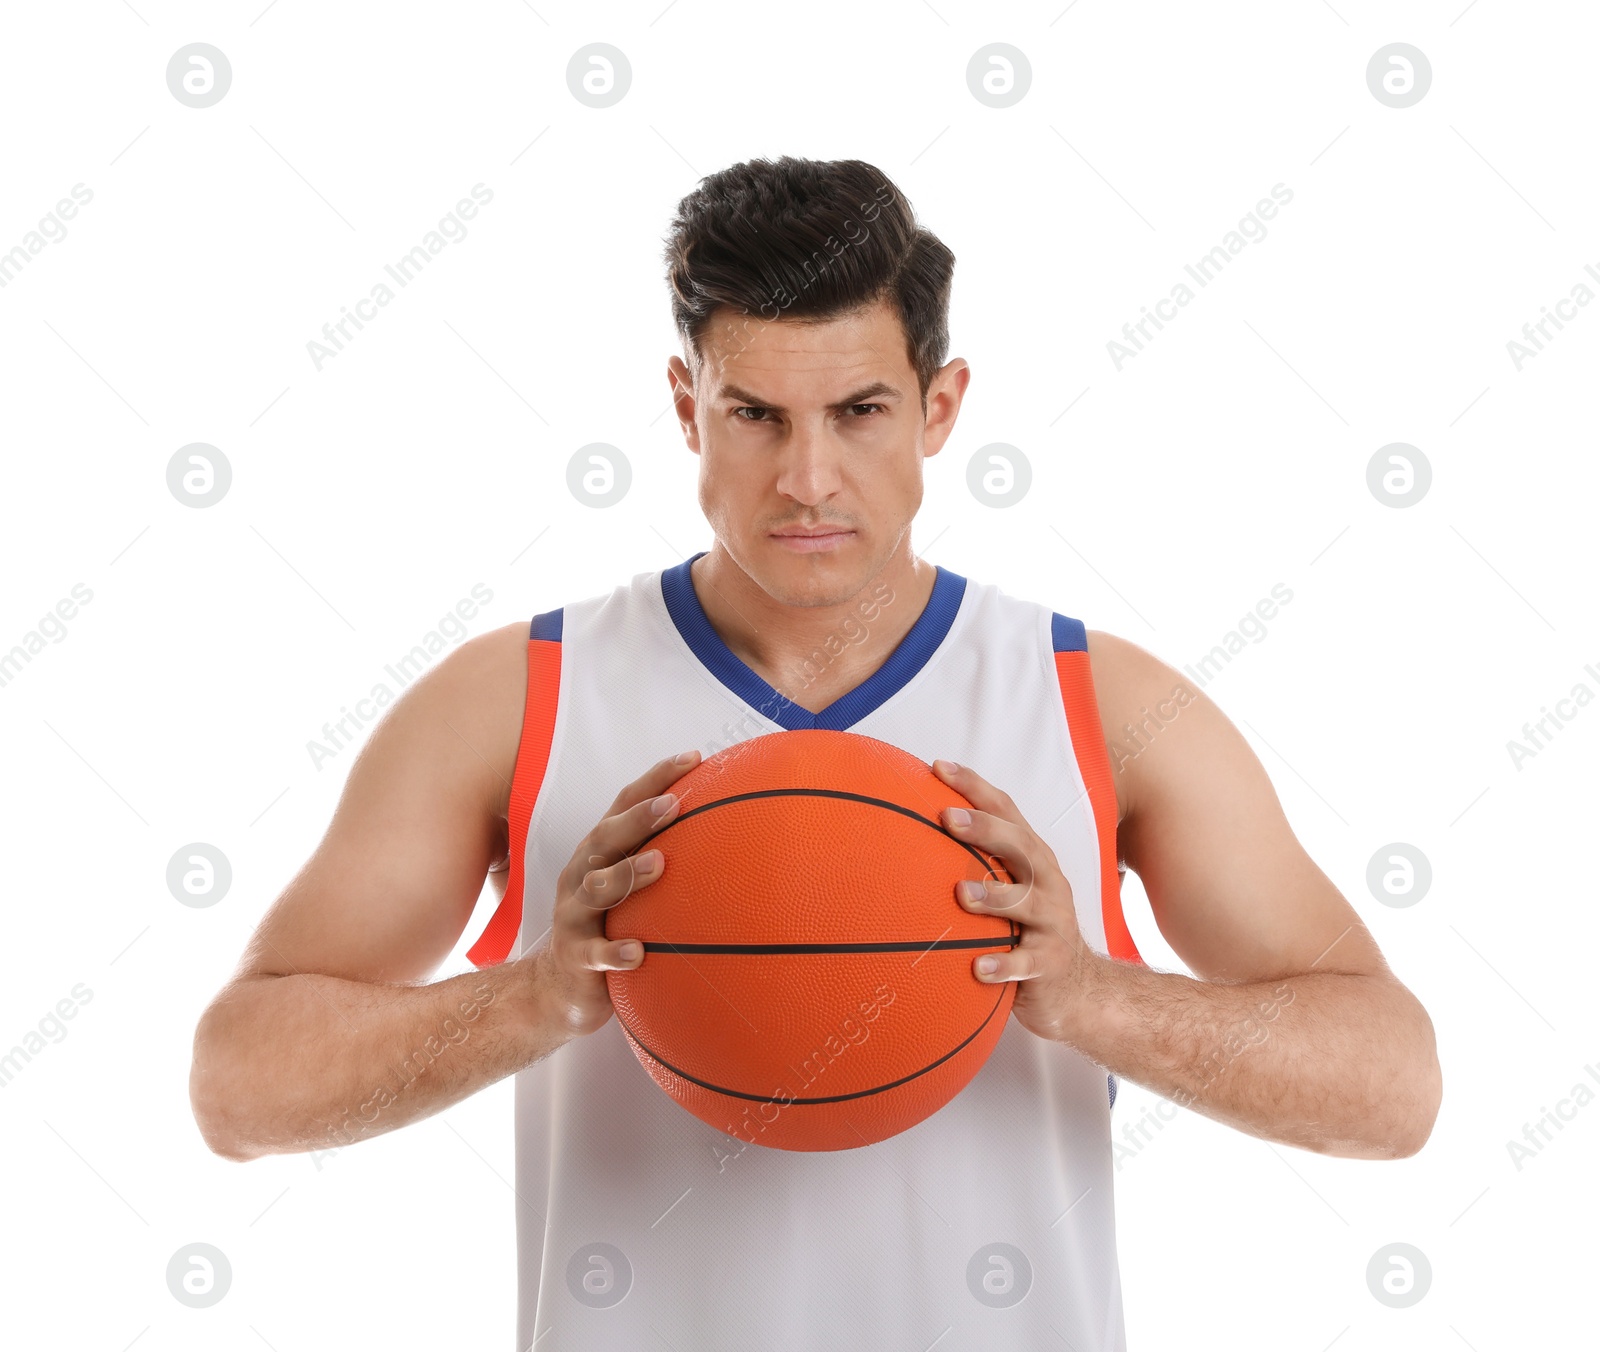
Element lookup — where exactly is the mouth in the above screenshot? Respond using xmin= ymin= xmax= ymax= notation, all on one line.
xmin=769 ymin=527 xmax=854 ymax=553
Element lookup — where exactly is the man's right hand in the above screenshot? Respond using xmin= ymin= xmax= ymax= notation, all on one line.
xmin=530 ymin=748 xmax=701 ymax=1038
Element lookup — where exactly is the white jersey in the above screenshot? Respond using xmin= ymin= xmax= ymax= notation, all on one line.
xmin=468 ymin=551 xmax=1143 ymax=1351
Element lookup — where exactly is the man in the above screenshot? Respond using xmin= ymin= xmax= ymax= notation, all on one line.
xmin=190 ymin=156 xmax=1441 ymax=1349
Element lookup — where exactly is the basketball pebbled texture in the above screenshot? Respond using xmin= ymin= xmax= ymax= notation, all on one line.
xmin=604 ymin=728 xmax=1019 ymax=1152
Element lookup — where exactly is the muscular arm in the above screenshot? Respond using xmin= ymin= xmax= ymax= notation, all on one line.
xmin=188 ymin=620 xmax=564 ymax=1162
xmin=1063 ymin=631 xmax=1442 ymax=1158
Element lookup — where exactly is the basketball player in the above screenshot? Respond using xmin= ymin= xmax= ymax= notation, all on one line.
xmin=190 ymin=157 xmax=1441 ymax=1350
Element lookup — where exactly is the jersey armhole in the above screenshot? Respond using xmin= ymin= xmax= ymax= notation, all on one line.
xmin=465 ymin=609 xmax=563 ymax=968
xmin=1049 ymin=613 xmax=1144 ymax=968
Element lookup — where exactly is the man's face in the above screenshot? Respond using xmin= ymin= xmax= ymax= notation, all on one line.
xmin=667 ymin=296 xmax=968 ymax=608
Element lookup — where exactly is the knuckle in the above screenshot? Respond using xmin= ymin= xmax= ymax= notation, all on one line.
xmin=577 ymin=869 xmax=615 ymax=908
xmin=995 ymin=879 xmax=1030 ymax=912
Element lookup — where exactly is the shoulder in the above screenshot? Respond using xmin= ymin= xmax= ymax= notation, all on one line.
xmin=1084 ymin=628 xmax=1184 ymax=694
xmin=398 ymin=618 xmax=531 ymax=823
xmin=1083 ymin=629 xmax=1202 ymax=827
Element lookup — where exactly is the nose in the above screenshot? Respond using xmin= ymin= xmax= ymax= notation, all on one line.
xmin=773 ymin=420 xmax=844 ymax=507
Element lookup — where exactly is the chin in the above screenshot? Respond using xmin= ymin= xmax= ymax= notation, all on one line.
xmin=757 ymin=535 xmax=870 ymax=607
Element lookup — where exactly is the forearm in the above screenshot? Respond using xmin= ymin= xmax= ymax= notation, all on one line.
xmin=190 ymin=955 xmax=568 ymax=1162
xmin=1062 ymin=955 xmax=1441 ymax=1158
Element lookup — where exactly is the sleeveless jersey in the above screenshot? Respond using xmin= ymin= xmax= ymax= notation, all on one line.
xmin=467 ymin=552 xmax=1144 ymax=1351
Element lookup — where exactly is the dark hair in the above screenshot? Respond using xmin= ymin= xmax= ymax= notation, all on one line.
xmin=662 ymin=156 xmax=955 ymax=410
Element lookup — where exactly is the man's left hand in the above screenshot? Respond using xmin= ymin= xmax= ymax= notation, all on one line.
xmin=932 ymin=758 xmax=1097 ymax=1043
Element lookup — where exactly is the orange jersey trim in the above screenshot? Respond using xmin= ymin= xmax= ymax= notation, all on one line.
xmin=466 ymin=635 xmax=562 ymax=968
xmin=1054 ymin=649 xmax=1143 ymax=965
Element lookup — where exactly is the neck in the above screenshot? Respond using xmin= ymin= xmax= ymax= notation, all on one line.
xmin=690 ymin=540 xmax=937 ymax=714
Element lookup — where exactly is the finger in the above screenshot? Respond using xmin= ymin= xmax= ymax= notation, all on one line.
xmin=560 ymin=751 xmax=688 ymax=898
xmin=962 ymin=877 xmax=1083 ymax=959
xmin=940 ymin=805 xmax=1038 ymax=888
xmin=573 ymin=848 xmax=663 ymax=913
xmin=974 ymin=945 xmax=1043 ymax=983
xmin=603 ymin=748 xmax=701 ymax=818
xmin=579 ymin=933 xmax=646 ymax=972
xmin=932 ymin=758 xmax=1023 ymax=825
xmin=566 ymin=787 xmax=684 ymax=895
xmin=600 ymin=784 xmax=687 ymax=858
xmin=955 ymin=875 xmax=1042 ymax=925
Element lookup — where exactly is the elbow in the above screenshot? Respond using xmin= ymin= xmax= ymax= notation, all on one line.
xmin=1384 ymin=1008 xmax=1444 ymax=1159
xmin=192 ymin=1099 xmax=257 ymax=1163
xmin=1367 ymin=1106 xmax=1436 ymax=1160
xmin=189 ymin=1005 xmax=259 ymax=1164
xmin=1324 ymin=998 xmax=1442 ymax=1160
xmin=196 ymin=1118 xmax=256 ymax=1164
xmin=191 ymin=1065 xmax=254 ymax=1163
xmin=1396 ymin=1052 xmax=1444 ymax=1158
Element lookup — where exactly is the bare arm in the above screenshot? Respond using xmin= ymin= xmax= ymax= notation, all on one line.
xmin=932 ymin=631 xmax=1440 ymax=1159
xmin=189 ymin=621 xmax=697 ymax=1162
xmin=1072 ymin=630 xmax=1442 ymax=1158
xmin=193 ymin=958 xmax=559 ymax=1163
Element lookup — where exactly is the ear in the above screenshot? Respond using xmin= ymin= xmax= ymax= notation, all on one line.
xmin=667 ymin=356 xmax=702 ymax=455
xmin=921 ymin=357 xmax=970 ymax=458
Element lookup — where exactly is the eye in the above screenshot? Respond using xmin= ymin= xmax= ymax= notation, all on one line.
xmin=847 ymin=404 xmax=883 ymax=418
xmin=732 ymin=407 xmax=771 ymax=422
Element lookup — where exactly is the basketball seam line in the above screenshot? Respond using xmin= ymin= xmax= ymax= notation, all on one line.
xmin=637 ymin=936 xmax=1020 ymax=954
xmin=632 ymin=786 xmax=1006 ymax=877
xmin=614 ymin=981 xmax=1013 ymax=1107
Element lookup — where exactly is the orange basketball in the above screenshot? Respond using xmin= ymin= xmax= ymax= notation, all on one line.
xmin=604 ymin=728 xmax=1018 ymax=1152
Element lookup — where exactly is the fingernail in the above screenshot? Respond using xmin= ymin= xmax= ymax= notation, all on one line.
xmin=620 ymin=941 xmax=642 ymax=960
xmin=959 ymin=879 xmax=986 ymax=903
xmin=672 ymin=749 xmax=700 ymax=765
xmin=946 ymin=807 xmax=971 ymax=828
xmin=977 ymin=956 xmax=997 ymax=974
xmin=650 ymin=794 xmax=677 ymax=816
xmin=635 ymin=849 xmax=661 ymax=871
xmin=934 ymin=758 xmax=960 ymax=774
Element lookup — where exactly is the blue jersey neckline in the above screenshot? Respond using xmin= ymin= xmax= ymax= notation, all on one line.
xmin=659 ymin=550 xmax=967 ymax=731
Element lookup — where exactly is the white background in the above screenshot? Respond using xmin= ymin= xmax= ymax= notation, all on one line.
xmin=1 ymin=1 xmax=1595 ymax=1348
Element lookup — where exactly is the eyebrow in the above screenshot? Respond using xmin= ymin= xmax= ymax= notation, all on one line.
xmin=715 ymin=380 xmax=903 ymax=413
